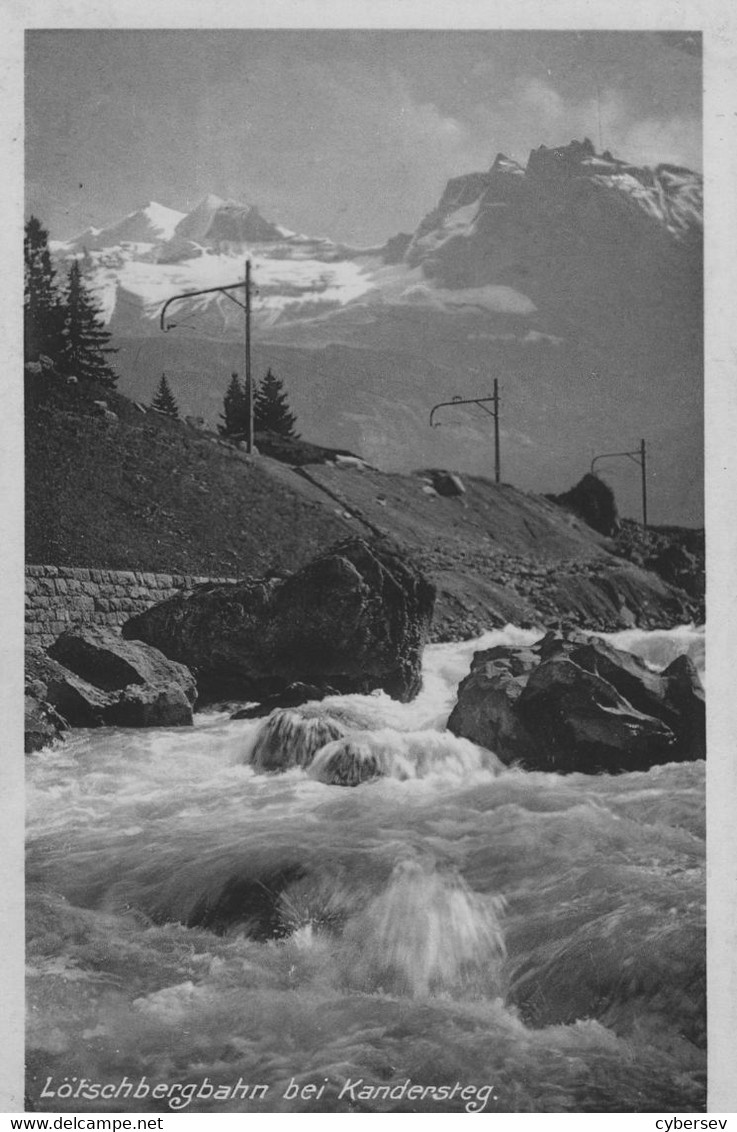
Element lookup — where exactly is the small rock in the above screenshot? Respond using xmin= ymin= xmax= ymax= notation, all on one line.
xmin=232 ymin=682 xmax=340 ymax=720
xmin=24 ymin=694 xmax=69 ymax=753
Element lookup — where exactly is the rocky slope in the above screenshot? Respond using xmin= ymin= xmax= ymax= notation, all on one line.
xmin=50 ymin=139 xmax=703 ymax=526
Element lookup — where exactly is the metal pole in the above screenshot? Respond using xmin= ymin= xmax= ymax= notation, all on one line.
xmin=493 ymin=378 xmax=500 ymax=484
xmin=640 ymin=438 xmax=647 ymax=529
xmin=245 ymin=259 xmax=253 ymax=454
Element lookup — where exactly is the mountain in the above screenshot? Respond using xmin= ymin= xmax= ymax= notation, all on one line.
xmin=56 ymin=201 xmax=186 ymax=252
xmin=169 ymin=193 xmax=290 ymax=245
xmin=49 ymin=139 xmax=703 ymax=525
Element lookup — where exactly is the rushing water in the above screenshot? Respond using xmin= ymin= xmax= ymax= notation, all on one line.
xmin=26 ymin=625 xmax=706 ymax=1114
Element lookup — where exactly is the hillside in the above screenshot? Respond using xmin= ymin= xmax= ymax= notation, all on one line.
xmin=25 ymin=375 xmax=703 ymax=640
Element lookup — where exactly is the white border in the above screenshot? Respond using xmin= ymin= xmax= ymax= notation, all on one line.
xmin=3 ymin=0 xmax=735 ymax=1120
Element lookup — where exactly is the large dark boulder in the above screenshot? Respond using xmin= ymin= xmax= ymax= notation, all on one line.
xmin=123 ymin=538 xmax=436 ymax=703
xmin=549 ymin=473 xmax=620 ymax=536
xmin=448 ymin=633 xmax=704 ymax=774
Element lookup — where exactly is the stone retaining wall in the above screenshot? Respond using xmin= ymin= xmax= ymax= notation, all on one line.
xmin=26 ymin=565 xmax=237 ymax=650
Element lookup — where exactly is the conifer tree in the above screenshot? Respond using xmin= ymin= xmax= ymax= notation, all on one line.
xmin=254 ymin=368 xmax=299 ymax=438
xmin=151 ymin=373 xmax=179 ymax=418
xmin=218 ymin=372 xmax=249 ymax=437
xmin=24 ymin=216 xmax=64 ymax=363
xmin=59 ymin=259 xmax=118 ymax=388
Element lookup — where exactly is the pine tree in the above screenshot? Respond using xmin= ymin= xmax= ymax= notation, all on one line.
xmin=151 ymin=373 xmax=179 ymax=418
xmin=24 ymin=216 xmax=64 ymax=363
xmin=218 ymin=372 xmax=249 ymax=437
xmin=254 ymin=368 xmax=299 ymax=438
xmin=59 ymin=259 xmax=118 ymax=388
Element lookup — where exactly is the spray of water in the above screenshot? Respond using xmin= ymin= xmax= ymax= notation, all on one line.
xmin=340 ymin=857 xmax=506 ymax=998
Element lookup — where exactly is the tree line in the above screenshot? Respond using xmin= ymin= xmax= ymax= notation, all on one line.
xmin=152 ymin=368 xmax=299 ymax=441
xmin=24 ymin=216 xmax=118 ymax=388
xmin=25 ymin=214 xmax=300 ymax=438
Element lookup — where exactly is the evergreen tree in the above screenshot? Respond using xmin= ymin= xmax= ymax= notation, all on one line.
xmin=218 ymin=372 xmax=249 ymax=437
xmin=24 ymin=216 xmax=64 ymax=363
xmin=151 ymin=373 xmax=179 ymax=418
xmin=59 ymin=259 xmax=118 ymax=388
xmin=254 ymin=368 xmax=299 ymax=438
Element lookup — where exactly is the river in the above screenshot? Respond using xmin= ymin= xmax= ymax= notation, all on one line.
xmin=26 ymin=624 xmax=706 ymax=1114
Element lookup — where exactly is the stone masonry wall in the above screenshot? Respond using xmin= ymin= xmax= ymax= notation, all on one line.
xmin=26 ymin=565 xmax=237 ymax=650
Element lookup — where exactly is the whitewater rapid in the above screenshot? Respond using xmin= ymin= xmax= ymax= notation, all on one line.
xmin=26 ymin=624 xmax=706 ymax=1114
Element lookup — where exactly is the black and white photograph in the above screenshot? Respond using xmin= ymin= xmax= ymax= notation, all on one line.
xmin=8 ymin=0 xmax=737 ymax=1118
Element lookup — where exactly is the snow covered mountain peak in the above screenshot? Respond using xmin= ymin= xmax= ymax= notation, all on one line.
xmin=172 ymin=194 xmax=288 ymax=245
xmin=53 ymin=201 xmax=186 ymax=253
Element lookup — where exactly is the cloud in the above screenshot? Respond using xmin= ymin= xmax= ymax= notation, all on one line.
xmin=469 ymin=77 xmax=701 ymax=173
xmin=520 ymin=78 xmax=565 ymax=121
xmin=387 ymin=74 xmax=473 ymax=157
xmin=620 ymin=116 xmax=702 ymax=170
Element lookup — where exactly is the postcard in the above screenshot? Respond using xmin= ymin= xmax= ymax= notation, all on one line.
xmin=4 ymin=0 xmax=736 ymax=1121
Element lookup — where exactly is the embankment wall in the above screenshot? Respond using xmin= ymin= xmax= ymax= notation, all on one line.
xmin=26 ymin=565 xmax=236 ymax=649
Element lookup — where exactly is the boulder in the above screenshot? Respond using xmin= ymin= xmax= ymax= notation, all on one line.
xmin=448 ymin=633 xmax=704 ymax=774
xmin=549 ymin=473 xmax=619 ymax=536
xmin=232 ymin=682 xmax=340 ymax=720
xmin=564 ymin=637 xmax=677 ymax=728
xmin=123 ymin=538 xmax=435 ymax=703
xmin=647 ymin=543 xmax=704 ymax=599
xmin=422 ymin=469 xmax=466 ymax=497
xmin=49 ymin=625 xmax=197 ymax=703
xmin=26 ymin=628 xmax=198 ymax=741
xmin=249 ymin=707 xmax=349 ymax=773
xmin=447 ymin=644 xmax=539 ymax=762
xmin=516 ymin=656 xmax=677 ymax=773
xmin=309 ymin=735 xmax=386 ymax=787
xmin=26 ymin=648 xmax=115 ymax=727
xmin=663 ymin=654 xmax=706 ymax=760
xmin=105 ymin=684 xmax=194 ymax=728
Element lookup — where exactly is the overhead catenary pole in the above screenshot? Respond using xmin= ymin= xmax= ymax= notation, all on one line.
xmin=590 ymin=438 xmax=648 ymax=529
xmin=640 ymin=438 xmax=647 ymax=530
xmin=493 ymin=379 xmax=500 ymax=485
xmin=429 ymin=388 xmax=501 ymax=484
xmin=245 ymin=259 xmax=253 ymax=454
xmin=159 ymin=260 xmax=255 ymax=451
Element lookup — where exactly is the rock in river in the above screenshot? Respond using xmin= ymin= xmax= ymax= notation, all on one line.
xmin=448 ymin=632 xmax=704 ymax=774
xmin=25 ymin=627 xmax=198 ymax=750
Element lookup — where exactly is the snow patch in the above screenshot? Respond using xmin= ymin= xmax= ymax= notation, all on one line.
xmin=399 ymin=282 xmax=536 ymax=315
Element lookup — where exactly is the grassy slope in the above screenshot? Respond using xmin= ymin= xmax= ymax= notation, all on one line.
xmin=25 ymin=379 xmax=352 ymax=577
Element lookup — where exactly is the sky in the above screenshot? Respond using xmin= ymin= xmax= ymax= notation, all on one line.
xmin=25 ymin=29 xmax=702 ymax=246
